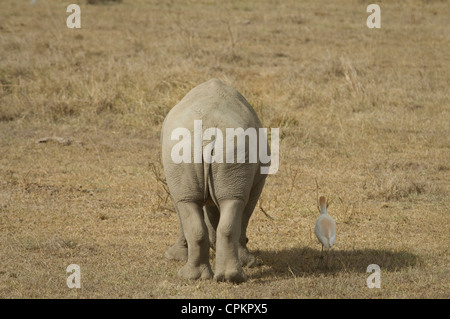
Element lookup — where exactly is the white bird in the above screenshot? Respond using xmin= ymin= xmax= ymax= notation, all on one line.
xmin=315 ymin=196 xmax=336 ymax=262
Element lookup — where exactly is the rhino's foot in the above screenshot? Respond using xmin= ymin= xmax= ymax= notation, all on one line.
xmin=214 ymin=258 xmax=247 ymax=283
xmin=214 ymin=269 xmax=247 ymax=284
xmin=165 ymin=243 xmax=188 ymax=261
xmin=178 ymin=263 xmax=213 ymax=280
xmin=238 ymin=246 xmax=259 ymax=268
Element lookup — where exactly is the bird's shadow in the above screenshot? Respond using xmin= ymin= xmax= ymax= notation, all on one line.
xmin=250 ymin=246 xmax=421 ymax=279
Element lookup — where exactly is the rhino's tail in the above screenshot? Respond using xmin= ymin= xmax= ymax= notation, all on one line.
xmin=203 ymin=129 xmax=219 ymax=208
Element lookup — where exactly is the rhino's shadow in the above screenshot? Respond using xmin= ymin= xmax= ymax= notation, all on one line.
xmin=250 ymin=246 xmax=421 ymax=279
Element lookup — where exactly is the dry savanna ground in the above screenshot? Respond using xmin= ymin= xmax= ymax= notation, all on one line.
xmin=0 ymin=0 xmax=449 ymax=298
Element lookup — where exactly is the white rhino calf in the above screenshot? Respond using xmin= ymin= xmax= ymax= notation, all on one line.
xmin=161 ymin=79 xmax=269 ymax=283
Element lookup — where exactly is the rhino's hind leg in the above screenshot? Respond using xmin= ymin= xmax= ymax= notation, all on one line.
xmin=203 ymin=204 xmax=219 ymax=250
xmin=237 ymin=196 xmax=259 ymax=268
xmin=214 ymin=199 xmax=247 ymax=283
xmin=238 ymin=179 xmax=265 ymax=268
xmin=165 ymin=209 xmax=188 ymax=261
xmin=176 ymin=202 xmax=213 ymax=280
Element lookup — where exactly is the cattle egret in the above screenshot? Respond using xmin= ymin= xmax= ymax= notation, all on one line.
xmin=315 ymin=196 xmax=336 ymax=263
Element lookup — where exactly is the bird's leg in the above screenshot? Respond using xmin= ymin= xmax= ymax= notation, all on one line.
xmin=320 ymin=244 xmax=324 ymax=259
xmin=325 ymin=248 xmax=331 ymax=268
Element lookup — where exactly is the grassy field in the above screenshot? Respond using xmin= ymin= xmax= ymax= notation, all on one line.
xmin=0 ymin=0 xmax=449 ymax=298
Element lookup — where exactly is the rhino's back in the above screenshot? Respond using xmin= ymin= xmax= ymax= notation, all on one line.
xmin=163 ymin=78 xmax=261 ymax=133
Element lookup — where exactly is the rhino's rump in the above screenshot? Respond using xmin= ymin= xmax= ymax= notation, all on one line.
xmin=161 ymin=79 xmax=265 ymax=204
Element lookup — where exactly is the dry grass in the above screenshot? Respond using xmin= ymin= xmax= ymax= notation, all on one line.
xmin=0 ymin=0 xmax=449 ymax=298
